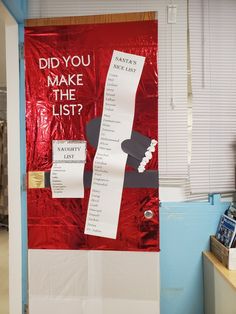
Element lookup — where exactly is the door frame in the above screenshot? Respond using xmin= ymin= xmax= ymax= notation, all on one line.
xmin=0 ymin=3 xmax=24 ymax=314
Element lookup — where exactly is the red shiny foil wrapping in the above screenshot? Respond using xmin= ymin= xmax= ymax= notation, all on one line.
xmin=25 ymin=20 xmax=159 ymax=251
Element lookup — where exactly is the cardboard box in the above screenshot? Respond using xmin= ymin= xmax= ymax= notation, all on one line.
xmin=210 ymin=235 xmax=236 ymax=270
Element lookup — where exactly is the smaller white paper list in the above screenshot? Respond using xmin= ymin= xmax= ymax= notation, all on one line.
xmin=51 ymin=141 xmax=86 ymax=198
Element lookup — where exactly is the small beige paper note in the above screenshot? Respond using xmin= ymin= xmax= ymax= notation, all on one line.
xmin=28 ymin=171 xmax=45 ymax=189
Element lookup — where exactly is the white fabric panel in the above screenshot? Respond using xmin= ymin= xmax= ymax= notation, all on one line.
xmin=27 ymin=0 xmax=188 ymax=180
xmin=189 ymin=0 xmax=236 ymax=193
xmin=29 ymin=250 xmax=160 ymax=314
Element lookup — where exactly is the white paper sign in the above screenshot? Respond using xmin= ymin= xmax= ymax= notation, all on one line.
xmin=53 ymin=140 xmax=86 ymax=163
xmin=51 ymin=141 xmax=86 ymax=198
xmin=85 ymin=50 xmax=145 ymax=239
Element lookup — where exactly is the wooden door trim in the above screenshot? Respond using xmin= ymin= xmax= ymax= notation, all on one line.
xmin=25 ymin=11 xmax=156 ymax=27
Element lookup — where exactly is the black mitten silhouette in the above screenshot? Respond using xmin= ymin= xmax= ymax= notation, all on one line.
xmin=86 ymin=117 xmax=157 ymax=172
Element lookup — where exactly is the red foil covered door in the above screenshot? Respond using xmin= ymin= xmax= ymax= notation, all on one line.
xmin=25 ymin=19 xmax=159 ymax=252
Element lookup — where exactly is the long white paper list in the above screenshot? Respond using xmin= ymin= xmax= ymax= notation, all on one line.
xmin=85 ymin=50 xmax=145 ymax=239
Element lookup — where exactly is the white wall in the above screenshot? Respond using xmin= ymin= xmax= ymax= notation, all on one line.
xmin=0 ymin=3 xmax=22 ymax=314
xmin=0 ymin=12 xmax=6 ymax=87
